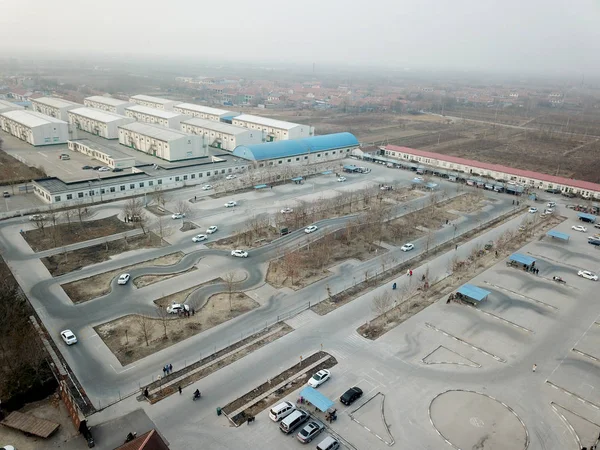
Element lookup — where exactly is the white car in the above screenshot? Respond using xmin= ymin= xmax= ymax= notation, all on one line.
xmin=308 ymin=369 xmax=330 ymax=388
xmin=97 ymin=167 xmax=110 ymax=172
xmin=117 ymin=273 xmax=131 ymax=285
xmin=578 ymin=270 xmax=598 ymax=281
xmin=545 ymin=208 xmax=554 ymax=214
xmin=192 ymin=234 xmax=207 ymax=242
xmin=401 ymin=243 xmax=414 ymax=252
xmin=29 ymin=214 xmax=47 ymax=221
xmin=528 ymin=207 xmax=538 ymax=214
xmin=337 ymin=176 xmax=347 ymax=182
xmin=224 ymin=201 xmax=237 ymax=208
xmin=572 ymin=225 xmax=587 ymax=233
xmin=202 ymin=184 xmax=213 ymax=190
xmin=226 ymin=174 xmax=237 ymax=180
xmin=171 ymin=213 xmax=186 ymax=219
xmin=304 ymin=225 xmax=318 ymax=234
xmin=206 ymin=225 xmax=218 ymax=234
xmin=167 ymin=303 xmax=189 ymax=314
xmin=231 ymin=249 xmax=248 ymax=258
xmin=60 ymin=330 xmax=77 ymax=345
xmin=547 ymin=201 xmax=556 ymax=208
xmin=281 ymin=207 xmax=293 ymax=214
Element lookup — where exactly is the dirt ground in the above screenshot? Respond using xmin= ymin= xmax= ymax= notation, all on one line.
xmin=24 ymin=215 xmax=134 ymax=252
xmin=0 ymin=147 xmax=46 ymax=186
xmin=133 ymin=266 xmax=197 ymax=288
xmin=95 ymin=292 xmax=258 ymax=365
xmin=41 ymin=232 xmax=162 ymax=276
xmin=208 ymin=225 xmax=282 ymax=250
xmin=61 ymin=251 xmax=185 ymax=303
xmin=0 ymin=395 xmax=80 ymax=450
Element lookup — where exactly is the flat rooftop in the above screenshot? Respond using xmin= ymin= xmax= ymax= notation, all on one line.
xmin=69 ymin=107 xmax=131 ymax=123
xmin=32 ymin=97 xmax=81 ymax=109
xmin=130 ymin=95 xmax=177 ymax=105
xmin=175 ymin=103 xmax=232 ymax=116
xmin=35 ymin=173 xmax=152 ymax=194
xmin=69 ymin=139 xmax=135 ymax=160
xmin=1 ymin=109 xmax=68 ymax=127
xmin=125 ymin=104 xmax=185 ymax=119
xmin=182 ymin=118 xmax=250 ymax=135
xmin=85 ymin=96 xmax=131 ymax=107
xmin=119 ymin=122 xmax=192 ymax=141
xmin=233 ymin=114 xmax=302 ymax=130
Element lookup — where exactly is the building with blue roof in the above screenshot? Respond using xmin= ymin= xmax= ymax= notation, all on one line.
xmin=232 ymin=133 xmax=359 ymax=165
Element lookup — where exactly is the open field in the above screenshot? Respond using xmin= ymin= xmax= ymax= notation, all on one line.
xmin=96 ymin=292 xmax=258 ymax=365
xmin=0 ymin=147 xmax=46 ymax=186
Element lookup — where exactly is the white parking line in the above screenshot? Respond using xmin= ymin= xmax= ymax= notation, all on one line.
xmin=110 ymin=364 xmax=137 ymax=374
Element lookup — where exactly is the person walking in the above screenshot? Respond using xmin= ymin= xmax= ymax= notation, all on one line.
xmin=178 ymin=386 xmax=182 ymax=395
xmin=163 ymin=366 xmax=167 ymax=376
xmin=455 ymin=244 xmax=458 ymax=250
xmin=144 ymin=388 xmax=149 ymax=398
xmin=532 ymin=364 xmax=537 ymax=373
xmin=169 ymin=363 xmax=173 ymax=373
xmin=409 ymin=270 xmax=413 ymax=277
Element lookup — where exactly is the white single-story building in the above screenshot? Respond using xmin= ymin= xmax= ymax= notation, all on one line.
xmin=232 ymin=114 xmax=314 ymax=141
xmin=0 ymin=110 xmax=69 ymax=146
xmin=181 ymin=118 xmax=263 ymax=151
xmin=0 ymin=99 xmax=24 ymax=114
xmin=68 ymin=107 xmax=135 ymax=139
xmin=124 ymin=105 xmax=188 ymax=129
xmin=173 ymin=103 xmax=237 ymax=122
xmin=118 ymin=122 xmax=207 ymax=161
xmin=31 ymin=97 xmax=82 ymax=121
xmin=129 ymin=95 xmax=179 ymax=111
xmin=84 ymin=96 xmax=133 ymax=115
xmin=68 ymin=139 xmax=136 ymax=169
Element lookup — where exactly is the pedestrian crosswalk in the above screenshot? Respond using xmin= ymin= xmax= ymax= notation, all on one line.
xmin=327 ymin=333 xmax=370 ymax=361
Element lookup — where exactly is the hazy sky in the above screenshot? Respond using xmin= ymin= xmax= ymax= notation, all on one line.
xmin=2 ymin=0 xmax=600 ymax=74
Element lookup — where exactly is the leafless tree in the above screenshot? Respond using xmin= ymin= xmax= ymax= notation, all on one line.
xmin=372 ymin=291 xmax=393 ymax=318
xmin=223 ymin=271 xmax=239 ymax=311
xmin=136 ymin=313 xmax=155 ymax=347
xmin=281 ymin=251 xmax=302 ymax=286
xmin=175 ymin=199 xmax=192 ymax=218
xmin=74 ymin=201 xmax=95 ymax=228
xmin=123 ymin=197 xmax=146 ymax=230
xmin=31 ymin=215 xmax=50 ymax=235
xmin=63 ymin=208 xmax=76 ymax=232
xmin=155 ymin=304 xmax=170 ymax=339
xmin=156 ymin=216 xmax=173 ymax=246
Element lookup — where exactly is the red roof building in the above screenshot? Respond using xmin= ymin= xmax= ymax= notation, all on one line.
xmin=113 ymin=429 xmax=169 ymax=450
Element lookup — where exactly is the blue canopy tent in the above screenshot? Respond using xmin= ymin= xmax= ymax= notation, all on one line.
xmin=508 ymin=253 xmax=536 ymax=269
xmin=299 ymin=386 xmax=334 ymax=412
xmin=291 ymin=176 xmax=304 ymax=185
xmin=456 ymin=284 xmax=491 ymax=303
xmin=254 ymin=184 xmax=268 ymax=190
xmin=578 ymin=212 xmax=597 ymax=223
xmin=343 ymin=165 xmax=359 ymax=173
xmin=547 ymin=230 xmax=570 ymax=241
xmin=322 ymin=170 xmax=333 ymax=175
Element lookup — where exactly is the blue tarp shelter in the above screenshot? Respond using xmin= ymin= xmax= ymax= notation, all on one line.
xmin=322 ymin=170 xmax=333 ymax=175
xmin=254 ymin=184 xmax=268 ymax=189
xmin=291 ymin=177 xmax=304 ymax=182
xmin=547 ymin=230 xmax=570 ymax=241
xmin=509 ymin=253 xmax=536 ymax=266
xmin=343 ymin=165 xmax=358 ymax=172
xmin=457 ymin=284 xmax=490 ymax=303
xmin=299 ymin=386 xmax=334 ymax=412
xmin=578 ymin=213 xmax=597 ymax=223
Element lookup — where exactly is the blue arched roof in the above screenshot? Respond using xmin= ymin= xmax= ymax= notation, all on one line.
xmin=232 ymin=132 xmax=359 ymax=161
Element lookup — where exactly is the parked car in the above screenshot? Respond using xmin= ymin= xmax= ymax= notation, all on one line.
xmin=112 ymin=167 xmax=123 ymax=172
xmin=340 ymin=387 xmax=363 ymax=405
xmin=3 ymin=191 xmax=9 ymax=198
xmin=167 ymin=303 xmax=189 ymax=314
xmin=401 ymin=243 xmax=414 ymax=252
xmin=97 ymin=166 xmax=110 ymax=172
xmin=92 ymin=166 xmax=102 ymax=170
xmin=202 ymin=184 xmax=213 ymax=190
xmin=337 ymin=176 xmax=347 ymax=182
xmin=224 ymin=201 xmax=237 ymax=208
xmin=192 ymin=234 xmax=207 ymax=242
xmin=29 ymin=214 xmax=47 ymax=221
xmin=117 ymin=273 xmax=131 ymax=285
xmin=578 ymin=270 xmax=598 ymax=281
xmin=308 ymin=369 xmax=330 ymax=388
xmin=545 ymin=188 xmax=561 ymax=194
xmin=231 ymin=249 xmax=248 ymax=258
xmin=81 ymin=165 xmax=93 ymax=170
xmin=380 ymin=185 xmax=392 ymax=191
xmin=528 ymin=207 xmax=538 ymax=214
xmin=572 ymin=225 xmax=587 ymax=233
xmin=171 ymin=213 xmax=185 ymax=219
xmin=269 ymin=401 xmax=296 ymax=422
xmin=61 ymin=330 xmax=77 ymax=345
xmin=206 ymin=225 xmax=218 ymax=234
xmin=547 ymin=201 xmax=556 ymax=208
xmin=279 ymin=409 xmax=309 ymax=434
xmin=316 ymin=436 xmax=340 ymax=450
xmin=281 ymin=207 xmax=293 ymax=214
xmin=544 ymin=208 xmax=554 ymax=214
xmin=304 ymin=225 xmax=318 ymax=234
xmin=226 ymin=174 xmax=237 ymax=180
xmin=297 ymin=421 xmax=325 ymax=443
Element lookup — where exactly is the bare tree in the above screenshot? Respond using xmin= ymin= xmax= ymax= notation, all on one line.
xmin=223 ymin=271 xmax=239 ymax=311
xmin=63 ymin=208 xmax=76 ymax=232
xmin=372 ymin=291 xmax=393 ymax=318
xmin=175 ymin=199 xmax=192 ymax=218
xmin=123 ymin=197 xmax=149 ymax=234
xmin=155 ymin=216 xmax=173 ymax=246
xmin=155 ymin=304 xmax=170 ymax=339
xmin=149 ymin=188 xmax=169 ymax=210
xmin=136 ymin=313 xmax=155 ymax=347
xmin=74 ymin=201 xmax=95 ymax=228
xmin=31 ymin=215 xmax=50 ymax=235
xmin=281 ymin=251 xmax=302 ymax=286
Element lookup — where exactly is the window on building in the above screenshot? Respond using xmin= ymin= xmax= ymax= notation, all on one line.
xmin=54 ymin=196 xmax=61 ymax=202
xmin=317 ymin=153 xmax=321 ymax=157
xmin=287 ymin=159 xmax=291 ymax=162
xmin=130 ymin=184 xmax=135 ymax=189
xmin=101 ymin=189 xmax=105 ymax=194
xmin=191 ymin=174 xmax=195 ymax=179
xmin=67 ymin=194 xmax=73 ymax=200
xmin=304 ymin=156 xmax=308 ymax=160
xmin=89 ymin=190 xmax=95 ymax=196
xmin=120 ymin=185 xmax=125 ymax=191
xmin=175 ymin=176 xmax=180 ymax=182
xmin=183 ymin=175 xmax=188 ymax=180
xmin=296 ymin=157 xmax=300 ymax=161
xmin=278 ymin=160 xmax=282 ymax=164
xmin=149 ymin=181 xmax=154 ymax=186
xmin=157 ymin=179 xmax=162 ymax=185
xmin=206 ymin=171 xmax=211 ymax=176
xmin=78 ymin=192 xmax=84 ymax=198
xmin=110 ymin=187 xmax=115 ymax=192
xmin=198 ymin=173 xmax=202 ymax=177
xmin=139 ymin=182 xmax=144 ymax=188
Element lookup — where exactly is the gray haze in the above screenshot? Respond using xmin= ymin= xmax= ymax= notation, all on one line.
xmin=2 ymin=0 xmax=600 ymax=74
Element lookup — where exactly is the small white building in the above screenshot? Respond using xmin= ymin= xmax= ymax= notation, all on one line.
xmin=129 ymin=95 xmax=179 ymax=111
xmin=0 ymin=110 xmax=69 ymax=146
xmin=68 ymin=107 xmax=135 ymax=139
xmin=124 ymin=105 xmax=188 ymax=129
xmin=232 ymin=114 xmax=314 ymax=142
xmin=31 ymin=97 xmax=82 ymax=121
xmin=68 ymin=139 xmax=136 ymax=169
xmin=173 ymin=103 xmax=236 ymax=122
xmin=0 ymin=99 xmax=24 ymax=114
xmin=84 ymin=96 xmax=133 ymax=115
xmin=118 ymin=122 xmax=206 ymax=161
xmin=181 ymin=118 xmax=263 ymax=151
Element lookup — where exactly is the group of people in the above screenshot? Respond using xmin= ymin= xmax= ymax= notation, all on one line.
xmin=162 ymin=363 xmax=173 ymax=376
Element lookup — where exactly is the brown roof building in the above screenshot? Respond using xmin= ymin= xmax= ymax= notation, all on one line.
xmin=114 ymin=429 xmax=169 ymax=450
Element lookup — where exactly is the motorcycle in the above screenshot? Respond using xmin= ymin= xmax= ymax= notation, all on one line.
xmin=552 ymin=276 xmax=566 ymax=285
xmin=193 ymin=391 xmax=202 ymax=401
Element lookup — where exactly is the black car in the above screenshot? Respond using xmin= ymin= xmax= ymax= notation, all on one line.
xmin=545 ymin=188 xmax=561 ymax=194
xmin=340 ymin=387 xmax=363 ymax=405
xmin=82 ymin=165 xmax=93 ymax=170
xmin=112 ymin=168 xmax=123 ymax=172
xmin=92 ymin=166 xmax=102 ymax=170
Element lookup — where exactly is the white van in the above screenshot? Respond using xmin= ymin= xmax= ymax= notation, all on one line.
xmin=269 ymin=401 xmax=295 ymax=422
xmin=317 ymin=436 xmax=340 ymax=450
xmin=279 ymin=409 xmax=308 ymax=434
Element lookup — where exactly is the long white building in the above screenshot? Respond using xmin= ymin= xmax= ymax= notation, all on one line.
xmin=173 ymin=103 xmax=236 ymax=122
xmin=0 ymin=99 xmax=24 ymax=114
xmin=124 ymin=105 xmax=188 ymax=129
xmin=84 ymin=96 xmax=133 ymax=115
xmin=129 ymin=95 xmax=179 ymax=111
xmin=118 ymin=122 xmax=206 ymax=161
xmin=0 ymin=110 xmax=69 ymax=146
xmin=181 ymin=118 xmax=263 ymax=151
xmin=231 ymin=114 xmax=314 ymax=141
xmin=31 ymin=97 xmax=82 ymax=121
xmin=68 ymin=107 xmax=135 ymax=139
